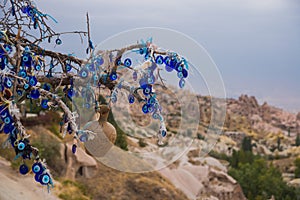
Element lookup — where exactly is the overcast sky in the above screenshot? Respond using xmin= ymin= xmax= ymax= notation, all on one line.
xmin=36 ymin=0 xmax=300 ymax=112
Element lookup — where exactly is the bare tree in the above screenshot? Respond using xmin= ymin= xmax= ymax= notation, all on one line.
xmin=0 ymin=0 xmax=189 ymax=190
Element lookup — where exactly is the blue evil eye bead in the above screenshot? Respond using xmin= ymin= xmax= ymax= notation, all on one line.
xmin=155 ymin=55 xmax=164 ymax=65
xmin=43 ymin=83 xmax=51 ymax=91
xmin=148 ymin=96 xmax=156 ymax=105
xmin=111 ymin=94 xmax=117 ymax=103
xmin=116 ymin=59 xmax=122 ymax=66
xmin=4 ymin=78 xmax=12 ymax=88
xmin=19 ymin=70 xmax=27 ymax=78
xmin=22 ymin=55 xmax=29 ymax=62
xmin=30 ymin=89 xmax=40 ymax=99
xmin=19 ymin=164 xmax=29 ymax=175
xmin=18 ymin=141 xmax=26 ymax=151
xmin=175 ymin=63 xmax=183 ymax=72
xmin=88 ymin=63 xmax=95 ymax=71
xmin=29 ymin=76 xmax=37 ymax=86
xmin=110 ymin=72 xmax=117 ymax=81
xmin=17 ymin=90 xmax=23 ymax=96
xmin=72 ymin=144 xmax=77 ymax=154
xmin=4 ymin=116 xmax=11 ymax=124
xmin=96 ymin=56 xmax=104 ymax=66
xmin=79 ymin=68 xmax=89 ymax=79
xmin=23 ymin=83 xmax=29 ymax=90
xmin=34 ymin=64 xmax=41 ymax=71
xmin=139 ymin=48 xmax=146 ymax=55
xmin=179 ymin=78 xmax=185 ymax=88
xmin=152 ymin=112 xmax=160 ymax=120
xmin=177 ymin=72 xmax=183 ymax=79
xmin=55 ymin=38 xmax=62 ymax=45
xmin=139 ymin=77 xmax=148 ymax=89
xmin=147 ymin=105 xmax=155 ymax=113
xmin=165 ymin=64 xmax=174 ymax=72
xmin=40 ymin=173 xmax=50 ymax=185
xmin=132 ymin=71 xmax=137 ymax=81
xmin=35 ymin=174 xmax=41 ymax=183
xmin=3 ymin=124 xmax=13 ymax=134
xmin=142 ymin=104 xmax=149 ymax=114
xmin=128 ymin=94 xmax=135 ymax=104
xmin=4 ymin=44 xmax=12 ymax=54
xmin=124 ymin=58 xmax=132 ymax=67
xmin=164 ymin=56 xmax=171 ymax=66
xmin=41 ymin=99 xmax=49 ymax=109
xmin=147 ymin=75 xmax=155 ymax=84
xmin=67 ymin=88 xmax=74 ymax=98
xmin=143 ymin=84 xmax=152 ymax=96
xmin=79 ymin=134 xmax=88 ymax=142
xmin=161 ymin=129 xmax=167 ymax=137
xmin=32 ymin=163 xmax=43 ymax=175
xmin=85 ymin=103 xmax=90 ymax=109
xmin=66 ymin=63 xmax=72 ymax=72
xmin=182 ymin=68 xmax=188 ymax=78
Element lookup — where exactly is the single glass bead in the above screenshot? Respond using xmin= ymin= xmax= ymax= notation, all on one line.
xmin=179 ymin=78 xmax=185 ymax=88
xmin=72 ymin=144 xmax=77 ymax=154
xmin=18 ymin=141 xmax=25 ymax=151
xmin=128 ymin=94 xmax=135 ymax=104
xmin=40 ymin=174 xmax=50 ymax=185
xmin=155 ymin=55 xmax=164 ymax=65
xmin=30 ymin=89 xmax=40 ymax=99
xmin=124 ymin=58 xmax=132 ymax=67
xmin=55 ymin=38 xmax=62 ymax=45
xmin=110 ymin=72 xmax=117 ymax=81
xmin=19 ymin=164 xmax=29 ymax=175
xmin=79 ymin=69 xmax=89 ymax=79
xmin=41 ymin=99 xmax=48 ymax=109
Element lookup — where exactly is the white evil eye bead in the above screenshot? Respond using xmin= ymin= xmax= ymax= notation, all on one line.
xmin=30 ymin=89 xmax=40 ymax=99
xmin=155 ymin=55 xmax=164 ymax=65
xmin=55 ymin=38 xmax=62 ymax=45
xmin=40 ymin=174 xmax=50 ymax=185
xmin=110 ymin=72 xmax=117 ymax=81
xmin=161 ymin=129 xmax=167 ymax=137
xmin=66 ymin=64 xmax=72 ymax=72
xmin=79 ymin=69 xmax=89 ymax=78
xmin=18 ymin=141 xmax=25 ymax=151
xmin=128 ymin=94 xmax=135 ymax=104
xmin=179 ymin=78 xmax=185 ymax=88
xmin=19 ymin=164 xmax=29 ymax=175
xmin=124 ymin=58 xmax=132 ymax=67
